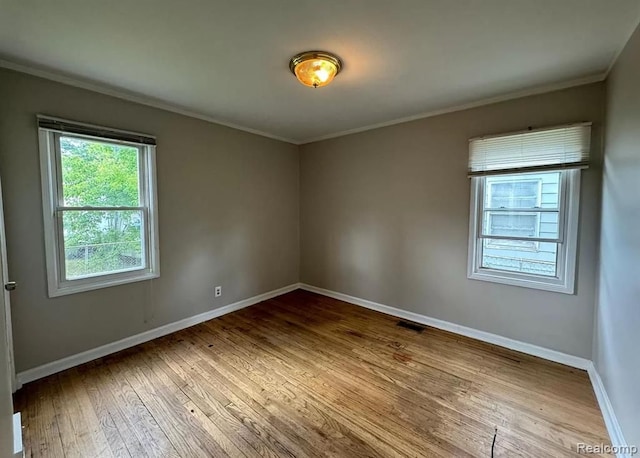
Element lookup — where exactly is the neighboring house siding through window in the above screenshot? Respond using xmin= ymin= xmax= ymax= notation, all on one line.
xmin=483 ymin=172 xmax=559 ymax=276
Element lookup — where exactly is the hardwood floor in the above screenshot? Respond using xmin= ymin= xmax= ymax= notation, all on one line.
xmin=14 ymin=290 xmax=610 ymax=457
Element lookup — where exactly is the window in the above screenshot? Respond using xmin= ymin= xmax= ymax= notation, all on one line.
xmin=467 ymin=123 xmax=590 ymax=294
xmin=39 ymin=116 xmax=159 ymax=297
xmin=478 ymin=170 xmax=567 ymax=279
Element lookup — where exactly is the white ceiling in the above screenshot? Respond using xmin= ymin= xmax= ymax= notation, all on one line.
xmin=1 ymin=0 xmax=639 ymax=144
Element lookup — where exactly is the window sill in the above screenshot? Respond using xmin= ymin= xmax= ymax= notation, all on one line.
xmin=468 ymin=269 xmax=574 ymax=294
xmin=48 ymin=271 xmax=160 ymax=298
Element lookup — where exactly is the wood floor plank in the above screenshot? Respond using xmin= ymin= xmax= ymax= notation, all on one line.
xmin=148 ymin=340 xmax=285 ymax=458
xmin=14 ymin=290 xmax=611 ymax=457
xmin=84 ymin=360 xmax=147 ymax=457
xmin=28 ymin=378 xmax=66 ymax=458
xmin=254 ymin=294 xmax=602 ymax=454
xmin=189 ymin=320 xmax=393 ymax=457
xmin=57 ymin=367 xmax=115 ymax=458
xmin=183 ymin=324 xmax=383 ymax=457
xmin=117 ymin=351 xmax=230 ymax=457
xmin=150 ymin=352 xmax=259 ymax=454
xmin=102 ymin=352 xmax=181 ymax=458
xmin=170 ymin=332 xmax=315 ymax=458
xmin=218 ymin=303 xmax=483 ymax=456
xmin=50 ymin=372 xmax=87 ymax=457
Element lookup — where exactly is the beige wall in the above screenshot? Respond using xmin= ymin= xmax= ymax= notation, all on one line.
xmin=0 ymin=65 xmax=611 ymax=377
xmin=300 ymin=83 xmax=605 ymax=358
xmin=0 ymin=68 xmax=300 ymax=372
xmin=595 ymin=24 xmax=640 ymax=447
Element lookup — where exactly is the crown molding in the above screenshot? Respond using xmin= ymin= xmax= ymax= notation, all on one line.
xmin=0 ymin=58 xmax=300 ymax=145
xmin=299 ymin=73 xmax=606 ymax=144
xmin=1 ymin=57 xmax=606 ymax=147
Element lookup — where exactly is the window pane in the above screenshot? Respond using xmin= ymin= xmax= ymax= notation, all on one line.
xmin=489 ymin=180 xmax=539 ymax=208
xmin=482 ymin=238 xmax=558 ymax=277
xmin=485 ymin=171 xmax=560 ymax=209
xmin=484 ymin=211 xmax=539 ymax=250
xmin=60 ymin=136 xmax=140 ymax=207
xmin=481 ymin=211 xmax=559 ymax=240
xmin=62 ymin=210 xmax=144 ymax=279
xmin=487 ymin=212 xmax=537 ymax=237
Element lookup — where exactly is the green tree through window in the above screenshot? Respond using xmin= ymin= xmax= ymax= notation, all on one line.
xmin=60 ymin=137 xmax=144 ymax=278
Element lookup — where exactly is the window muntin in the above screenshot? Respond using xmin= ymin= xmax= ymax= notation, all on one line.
xmin=482 ymin=238 xmax=558 ymax=277
xmin=484 ymin=177 xmax=543 ymax=251
xmin=485 ymin=213 xmax=539 ymax=251
xmin=40 ymin=124 xmax=159 ymax=297
xmin=468 ymin=169 xmax=579 ymax=294
xmin=58 ymin=136 xmax=147 ymax=280
xmin=480 ymin=171 xmax=562 ymax=276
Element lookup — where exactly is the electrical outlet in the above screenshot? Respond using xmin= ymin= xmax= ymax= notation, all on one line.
xmin=215 ymin=286 xmax=222 ymax=297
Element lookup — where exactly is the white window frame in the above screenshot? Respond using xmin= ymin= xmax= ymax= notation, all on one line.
xmin=467 ymin=169 xmax=580 ymax=294
xmin=39 ymin=127 xmax=160 ymax=297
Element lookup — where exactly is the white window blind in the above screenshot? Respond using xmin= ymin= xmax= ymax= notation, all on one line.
xmin=468 ymin=123 xmax=591 ymax=177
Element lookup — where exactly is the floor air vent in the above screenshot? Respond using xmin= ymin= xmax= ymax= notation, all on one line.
xmin=396 ymin=320 xmax=425 ymax=333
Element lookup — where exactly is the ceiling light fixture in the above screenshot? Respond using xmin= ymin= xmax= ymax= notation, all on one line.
xmin=289 ymin=51 xmax=343 ymax=88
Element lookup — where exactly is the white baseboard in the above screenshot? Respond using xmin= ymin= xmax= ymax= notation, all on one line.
xmin=16 ymin=283 xmax=300 ymax=385
xmin=587 ymin=363 xmax=632 ymax=458
xmin=15 ymin=281 xmax=629 ymax=457
xmin=299 ymin=283 xmax=591 ymax=370
xmin=300 ymin=284 xmax=637 ymax=456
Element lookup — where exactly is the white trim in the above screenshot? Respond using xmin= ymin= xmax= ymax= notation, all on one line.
xmin=0 ymin=59 xmax=298 ymax=145
xmin=146 ymin=145 xmax=161 ymax=283
xmin=15 ymin=282 xmax=629 ymax=455
xmin=16 ymin=283 xmax=300 ymax=385
xmin=39 ymin=130 xmax=160 ymax=297
xmin=12 ymin=413 xmax=22 ymax=458
xmin=0 ymin=179 xmax=17 ymax=392
xmin=484 ymin=175 xmax=543 ymax=250
xmin=302 ymin=284 xmax=631 ymax=452
xmin=39 ymin=130 xmax=59 ymax=299
xmin=48 ymin=271 xmax=160 ymax=298
xmin=299 ymin=283 xmax=590 ymax=369
xmin=300 ymin=74 xmax=605 ymax=144
xmin=467 ymin=170 xmax=580 ymax=294
xmin=0 ymin=58 xmax=605 ymax=146
xmin=587 ymin=363 xmax=632 ymax=458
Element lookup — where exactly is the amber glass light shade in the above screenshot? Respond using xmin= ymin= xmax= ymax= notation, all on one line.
xmin=294 ymin=58 xmax=338 ymax=88
xmin=289 ymin=51 xmax=342 ymax=88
